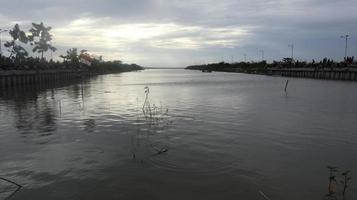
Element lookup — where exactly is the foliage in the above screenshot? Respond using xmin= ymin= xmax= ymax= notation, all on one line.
xmin=0 ymin=51 xmax=143 ymax=72
xmin=1 ymin=22 xmax=143 ymax=72
xmin=186 ymin=61 xmax=267 ymax=73
xmin=186 ymin=57 xmax=357 ymax=74
xmin=4 ymin=24 xmax=29 ymax=62
xmin=90 ymin=60 xmax=142 ymax=73
xmin=29 ymin=22 xmax=56 ymax=58
xmin=65 ymin=48 xmax=80 ymax=67
xmin=282 ymin=57 xmax=293 ymax=64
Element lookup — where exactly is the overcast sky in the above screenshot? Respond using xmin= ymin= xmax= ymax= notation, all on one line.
xmin=0 ymin=0 xmax=356 ymax=67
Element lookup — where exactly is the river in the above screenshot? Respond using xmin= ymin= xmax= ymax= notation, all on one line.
xmin=0 ymin=69 xmax=356 ymax=200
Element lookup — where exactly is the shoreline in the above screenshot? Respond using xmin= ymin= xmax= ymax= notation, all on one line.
xmin=186 ymin=68 xmax=357 ymax=81
xmin=0 ymin=68 xmax=143 ymax=88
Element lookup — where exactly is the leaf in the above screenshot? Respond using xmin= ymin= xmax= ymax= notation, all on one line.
xmin=32 ymin=46 xmax=38 ymax=52
xmin=342 ymin=171 xmax=350 ymax=176
xmin=19 ymin=31 xmax=28 ymax=43
xmin=32 ymin=23 xmax=41 ymax=30
xmin=327 ymin=166 xmax=338 ymax=170
xmin=29 ymin=22 xmax=56 ymax=55
xmin=4 ymin=41 xmax=14 ymax=47
xmin=50 ymin=46 xmax=57 ymax=52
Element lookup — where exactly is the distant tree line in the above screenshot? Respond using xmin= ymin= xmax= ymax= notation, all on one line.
xmin=186 ymin=57 xmax=357 ymax=73
xmin=186 ymin=61 xmax=267 ymax=72
xmin=186 ymin=61 xmax=268 ymax=73
xmin=0 ymin=23 xmax=143 ymax=73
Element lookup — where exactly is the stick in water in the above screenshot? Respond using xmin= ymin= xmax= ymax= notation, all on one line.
xmin=259 ymin=190 xmax=272 ymax=200
xmin=284 ymin=79 xmax=289 ymax=92
xmin=59 ymin=100 xmax=62 ymax=115
xmin=0 ymin=177 xmax=22 ymax=200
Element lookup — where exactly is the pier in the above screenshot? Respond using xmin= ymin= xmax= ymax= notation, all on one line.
xmin=268 ymin=68 xmax=357 ymax=81
xmin=0 ymin=70 xmax=90 ymax=88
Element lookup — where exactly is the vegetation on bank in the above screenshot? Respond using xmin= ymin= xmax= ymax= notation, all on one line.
xmin=186 ymin=61 xmax=268 ymax=73
xmin=186 ymin=57 xmax=357 ymax=73
xmin=0 ymin=23 xmax=143 ymax=73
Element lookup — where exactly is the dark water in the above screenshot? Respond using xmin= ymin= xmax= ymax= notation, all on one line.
xmin=0 ymin=69 xmax=356 ymax=200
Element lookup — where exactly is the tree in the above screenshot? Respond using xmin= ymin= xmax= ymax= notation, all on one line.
xmin=29 ymin=22 xmax=56 ymax=59
xmin=282 ymin=57 xmax=293 ymax=64
xmin=59 ymin=54 xmax=67 ymax=62
xmin=4 ymin=24 xmax=29 ymax=63
xmin=65 ymin=48 xmax=80 ymax=67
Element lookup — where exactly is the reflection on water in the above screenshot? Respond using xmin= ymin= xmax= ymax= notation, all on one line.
xmin=0 ymin=69 xmax=357 ymax=200
xmin=83 ymin=119 xmax=96 ymax=133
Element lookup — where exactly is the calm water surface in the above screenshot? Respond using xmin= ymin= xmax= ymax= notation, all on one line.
xmin=0 ymin=69 xmax=356 ymax=200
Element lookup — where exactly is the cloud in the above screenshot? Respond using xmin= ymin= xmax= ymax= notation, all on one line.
xmin=0 ymin=0 xmax=356 ymax=67
xmin=50 ymin=17 xmax=253 ymax=63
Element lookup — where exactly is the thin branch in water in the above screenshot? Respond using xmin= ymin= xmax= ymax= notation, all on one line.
xmin=341 ymin=170 xmax=352 ymax=199
xmin=0 ymin=177 xmax=23 ymax=200
xmin=327 ymin=166 xmax=338 ymax=195
xmin=259 ymin=190 xmax=272 ymax=200
xmin=284 ymin=79 xmax=289 ymax=92
xmin=149 ymin=143 xmax=169 ymax=155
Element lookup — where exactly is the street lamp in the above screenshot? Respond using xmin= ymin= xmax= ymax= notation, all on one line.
xmin=243 ymin=54 xmax=247 ymax=62
xmin=49 ymin=41 xmax=53 ymax=61
xmin=259 ymin=50 xmax=264 ymax=61
xmin=288 ymin=44 xmax=294 ymax=61
xmin=340 ymin=34 xmax=349 ymax=61
xmin=0 ymin=29 xmax=8 ymax=57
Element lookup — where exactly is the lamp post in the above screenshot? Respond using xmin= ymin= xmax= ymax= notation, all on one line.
xmin=260 ymin=50 xmax=264 ymax=61
xmin=0 ymin=29 xmax=8 ymax=58
xmin=244 ymin=54 xmax=247 ymax=62
xmin=49 ymin=41 xmax=53 ymax=61
xmin=340 ymin=34 xmax=349 ymax=61
xmin=288 ymin=44 xmax=294 ymax=61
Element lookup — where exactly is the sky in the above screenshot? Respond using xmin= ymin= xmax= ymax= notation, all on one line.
xmin=0 ymin=0 xmax=356 ymax=67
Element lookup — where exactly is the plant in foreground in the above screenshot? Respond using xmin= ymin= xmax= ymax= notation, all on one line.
xmin=341 ymin=170 xmax=352 ymax=199
xmin=325 ymin=166 xmax=352 ymax=200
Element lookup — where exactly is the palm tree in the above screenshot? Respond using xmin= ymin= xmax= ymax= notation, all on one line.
xmin=66 ymin=48 xmax=80 ymax=68
xmin=29 ymin=22 xmax=56 ymax=59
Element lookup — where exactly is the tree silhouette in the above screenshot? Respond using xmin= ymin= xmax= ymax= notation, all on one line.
xmin=282 ymin=57 xmax=293 ymax=64
xmin=29 ymin=22 xmax=56 ymax=59
xmin=4 ymin=24 xmax=29 ymax=63
xmin=65 ymin=48 xmax=80 ymax=67
xmin=59 ymin=54 xmax=67 ymax=62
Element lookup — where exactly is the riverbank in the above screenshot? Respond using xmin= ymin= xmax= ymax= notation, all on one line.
xmin=0 ymin=68 xmax=143 ymax=88
xmin=186 ymin=67 xmax=357 ymax=81
xmin=185 ymin=62 xmax=357 ymax=81
xmin=268 ymin=68 xmax=357 ymax=81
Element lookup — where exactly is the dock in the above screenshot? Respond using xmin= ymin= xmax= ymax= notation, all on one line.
xmin=0 ymin=70 xmax=90 ymax=88
xmin=267 ymin=68 xmax=357 ymax=81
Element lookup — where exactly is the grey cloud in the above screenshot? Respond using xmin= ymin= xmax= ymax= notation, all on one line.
xmin=0 ymin=0 xmax=356 ymax=67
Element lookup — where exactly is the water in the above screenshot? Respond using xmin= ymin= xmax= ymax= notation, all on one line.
xmin=0 ymin=69 xmax=356 ymax=200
